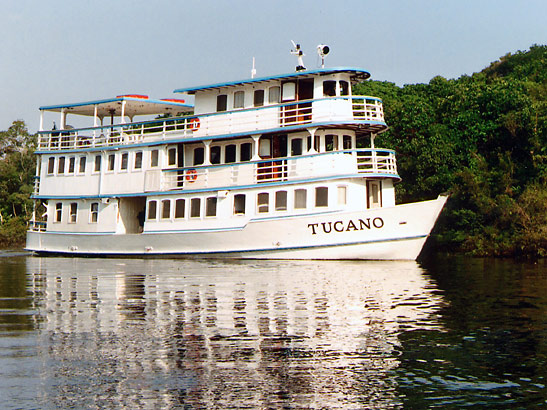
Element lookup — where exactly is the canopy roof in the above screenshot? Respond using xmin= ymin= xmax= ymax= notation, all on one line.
xmin=40 ymin=95 xmax=193 ymax=118
xmin=174 ymin=67 xmax=371 ymax=95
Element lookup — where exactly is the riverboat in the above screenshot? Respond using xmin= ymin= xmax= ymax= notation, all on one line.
xmin=26 ymin=46 xmax=447 ymax=259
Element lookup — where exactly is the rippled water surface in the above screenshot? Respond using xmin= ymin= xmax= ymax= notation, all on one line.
xmin=0 ymin=252 xmax=546 ymax=409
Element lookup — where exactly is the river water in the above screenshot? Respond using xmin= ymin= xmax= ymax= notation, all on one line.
xmin=0 ymin=252 xmax=545 ymax=409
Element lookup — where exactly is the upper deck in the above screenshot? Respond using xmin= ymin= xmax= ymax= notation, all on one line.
xmin=36 ymin=68 xmax=387 ymax=153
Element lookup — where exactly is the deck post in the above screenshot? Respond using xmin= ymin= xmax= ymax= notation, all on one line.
xmin=251 ymin=135 xmax=261 ymax=160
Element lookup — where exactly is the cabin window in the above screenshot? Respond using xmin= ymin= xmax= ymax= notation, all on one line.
xmin=79 ymin=156 xmax=86 ymax=173
xmin=240 ymin=143 xmax=252 ymax=161
xmin=338 ymin=186 xmax=347 ymax=205
xmin=168 ymin=148 xmax=177 ymax=166
xmin=343 ymin=135 xmax=352 ymax=150
xmin=254 ymin=90 xmax=264 ymax=107
xmin=367 ymin=180 xmax=382 ymax=209
xmin=340 ymin=81 xmax=349 ymax=96
xmin=161 ymin=199 xmax=171 ymax=219
xmin=259 ymin=138 xmax=271 ymax=157
xmin=69 ymin=203 xmax=77 ymax=223
xmin=294 ymin=189 xmax=307 ymax=209
xmin=193 ymin=147 xmax=204 ymax=165
xmin=58 ymin=157 xmax=65 ymax=174
xmin=217 ymin=95 xmax=227 ymax=112
xmin=234 ymin=194 xmax=246 ymax=215
xmin=120 ymin=153 xmax=129 ymax=170
xmin=291 ymin=138 xmax=303 ymax=156
xmin=68 ymin=157 xmax=75 ymax=174
xmin=47 ymin=157 xmax=55 ymax=174
xmin=90 ymin=202 xmax=99 ymax=223
xmin=323 ymin=80 xmax=336 ymax=97
xmin=234 ymin=91 xmax=245 ymax=109
xmin=257 ymin=193 xmax=269 ymax=213
xmin=225 ymin=145 xmax=236 ymax=163
xmin=206 ymin=197 xmax=217 ymax=217
xmin=134 ymin=152 xmax=143 ymax=169
xmin=55 ymin=203 xmax=62 ymax=222
xmin=210 ymin=146 xmax=221 ymax=165
xmin=282 ymin=82 xmax=296 ymax=101
xmin=108 ymin=154 xmax=115 ymax=171
xmin=151 ymin=150 xmax=159 ymax=167
xmin=325 ymin=135 xmax=338 ymax=152
xmin=268 ymin=86 xmax=281 ymax=103
xmin=275 ymin=191 xmax=287 ymax=211
xmin=190 ymin=198 xmax=201 ymax=218
xmin=94 ymin=155 xmax=101 ymax=172
xmin=147 ymin=200 xmax=157 ymax=220
xmin=175 ymin=199 xmax=185 ymax=218
xmin=315 ymin=187 xmax=329 ymax=207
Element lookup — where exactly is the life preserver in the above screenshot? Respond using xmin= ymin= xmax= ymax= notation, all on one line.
xmin=189 ymin=117 xmax=200 ymax=131
xmin=185 ymin=169 xmax=198 ymax=182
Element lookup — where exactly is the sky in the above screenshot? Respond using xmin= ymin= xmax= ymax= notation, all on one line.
xmin=1 ymin=0 xmax=546 ymax=133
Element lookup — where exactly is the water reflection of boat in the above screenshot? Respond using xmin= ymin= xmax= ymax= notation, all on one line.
xmin=28 ymin=257 xmax=444 ymax=408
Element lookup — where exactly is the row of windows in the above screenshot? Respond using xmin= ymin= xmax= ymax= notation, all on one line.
xmin=215 ymin=79 xmax=350 ymax=113
xmin=53 ymin=202 xmax=99 ymax=224
xmin=147 ymin=186 xmax=346 ymax=221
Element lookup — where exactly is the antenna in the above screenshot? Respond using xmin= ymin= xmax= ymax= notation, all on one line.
xmin=317 ymin=44 xmax=330 ymax=68
xmin=251 ymin=57 xmax=256 ymax=78
xmin=290 ymin=40 xmax=306 ymax=71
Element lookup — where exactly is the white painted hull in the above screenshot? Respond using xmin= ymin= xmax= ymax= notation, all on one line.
xmin=26 ymin=196 xmax=447 ymax=260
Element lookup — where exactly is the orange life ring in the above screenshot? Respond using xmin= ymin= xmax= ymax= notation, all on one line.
xmin=185 ymin=169 xmax=198 ymax=182
xmin=189 ymin=117 xmax=200 ymax=131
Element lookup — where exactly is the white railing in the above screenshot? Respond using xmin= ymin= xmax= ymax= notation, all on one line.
xmin=38 ymin=96 xmax=386 ymax=151
xmin=161 ymin=149 xmax=397 ymax=191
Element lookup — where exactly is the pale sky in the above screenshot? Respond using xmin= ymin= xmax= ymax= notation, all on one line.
xmin=1 ymin=0 xmax=545 ymax=133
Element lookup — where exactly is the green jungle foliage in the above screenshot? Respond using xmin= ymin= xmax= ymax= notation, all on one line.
xmin=354 ymin=44 xmax=547 ymax=257
xmin=0 ymin=45 xmax=545 ymax=256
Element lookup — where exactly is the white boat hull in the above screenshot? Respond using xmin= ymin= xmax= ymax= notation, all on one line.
xmin=26 ymin=196 xmax=447 ymax=260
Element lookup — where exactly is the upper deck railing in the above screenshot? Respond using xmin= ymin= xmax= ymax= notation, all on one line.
xmin=37 ymin=96 xmax=386 ymax=152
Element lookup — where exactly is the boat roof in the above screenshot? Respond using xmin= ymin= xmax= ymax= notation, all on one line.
xmin=174 ymin=67 xmax=371 ymax=95
xmin=39 ymin=95 xmax=193 ymax=118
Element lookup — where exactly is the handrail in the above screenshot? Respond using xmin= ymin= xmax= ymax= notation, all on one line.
xmin=37 ymin=96 xmax=386 ymax=152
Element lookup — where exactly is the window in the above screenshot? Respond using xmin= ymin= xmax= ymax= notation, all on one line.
xmin=325 ymin=135 xmax=338 ymax=152
xmin=94 ymin=155 xmax=101 ymax=172
xmin=193 ymin=147 xmax=204 ymax=165
xmin=69 ymin=203 xmax=77 ymax=223
xmin=257 ymin=193 xmax=269 ymax=213
xmin=340 ymin=81 xmax=349 ymax=96
xmin=68 ymin=157 xmax=75 ymax=174
xmin=315 ymin=187 xmax=329 ymax=207
xmin=190 ymin=198 xmax=201 ymax=218
xmin=167 ymin=148 xmax=177 ymax=166
xmin=234 ymin=194 xmax=246 ymax=215
xmin=108 ymin=154 xmax=115 ymax=171
xmin=120 ymin=153 xmax=128 ymax=170
xmin=240 ymin=143 xmax=252 ymax=161
xmin=268 ymin=86 xmax=281 ymax=103
xmin=275 ymin=191 xmax=287 ymax=211
xmin=79 ymin=156 xmax=86 ymax=173
xmin=225 ymin=145 xmax=236 ymax=163
xmin=134 ymin=152 xmax=143 ymax=169
xmin=147 ymin=200 xmax=157 ymax=220
xmin=58 ymin=157 xmax=65 ymax=174
xmin=338 ymin=186 xmax=347 ymax=205
xmin=210 ymin=146 xmax=221 ymax=164
xmin=206 ymin=197 xmax=217 ymax=217
xmin=295 ymin=189 xmax=307 ymax=209
xmin=151 ymin=150 xmax=159 ymax=167
xmin=55 ymin=203 xmax=62 ymax=222
xmin=282 ymin=82 xmax=295 ymax=101
xmin=161 ymin=199 xmax=171 ymax=219
xmin=291 ymin=138 xmax=303 ymax=156
xmin=47 ymin=157 xmax=55 ymax=174
xmin=217 ymin=94 xmax=227 ymax=112
xmin=234 ymin=91 xmax=245 ymax=109
xmin=343 ymin=135 xmax=352 ymax=150
xmin=175 ymin=199 xmax=185 ymax=218
xmin=323 ymin=80 xmax=336 ymax=97
xmin=90 ymin=202 xmax=99 ymax=223
xmin=254 ymin=90 xmax=264 ymax=107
